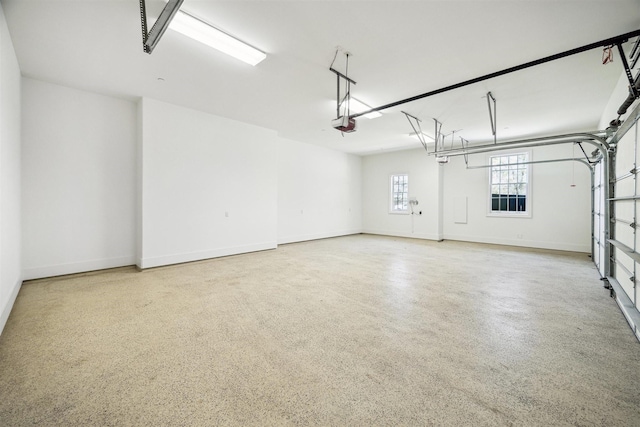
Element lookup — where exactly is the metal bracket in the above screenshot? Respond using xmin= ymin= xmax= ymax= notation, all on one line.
xmin=433 ymin=119 xmax=444 ymax=154
xmin=139 ymin=0 xmax=184 ymax=54
xmin=329 ymin=54 xmax=357 ymax=120
xmin=460 ymin=137 xmax=469 ymax=166
xmin=402 ymin=112 xmax=428 ymax=154
xmin=577 ymin=142 xmax=599 ymax=165
xmin=486 ymin=92 xmax=497 ymax=144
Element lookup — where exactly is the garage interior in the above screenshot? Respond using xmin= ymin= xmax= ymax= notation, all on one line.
xmin=0 ymin=0 xmax=639 ymax=425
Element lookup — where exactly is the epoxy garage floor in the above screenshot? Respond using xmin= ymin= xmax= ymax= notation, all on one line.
xmin=0 ymin=235 xmax=638 ymax=426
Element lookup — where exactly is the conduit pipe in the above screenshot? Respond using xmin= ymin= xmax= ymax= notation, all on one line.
xmin=433 ymin=132 xmax=611 ymax=276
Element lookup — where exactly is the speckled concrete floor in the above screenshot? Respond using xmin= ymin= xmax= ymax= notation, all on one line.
xmin=0 ymin=235 xmax=638 ymax=426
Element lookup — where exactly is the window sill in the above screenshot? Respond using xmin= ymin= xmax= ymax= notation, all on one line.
xmin=487 ymin=212 xmax=531 ymax=218
xmin=389 ymin=211 xmax=411 ymax=215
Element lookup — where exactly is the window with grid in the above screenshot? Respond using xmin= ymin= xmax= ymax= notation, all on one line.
xmin=390 ymin=174 xmax=409 ymax=213
xmin=490 ymin=153 xmax=529 ymax=214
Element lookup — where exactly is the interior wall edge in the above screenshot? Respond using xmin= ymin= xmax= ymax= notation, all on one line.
xmin=138 ymin=241 xmax=277 ymax=270
xmin=21 ymin=77 xmax=138 ymax=282
xmin=0 ymin=1 xmax=22 ymax=337
xmin=135 ymin=98 xmax=143 ymax=268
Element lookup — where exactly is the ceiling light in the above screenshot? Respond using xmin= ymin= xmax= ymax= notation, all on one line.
xmin=346 ymin=98 xmax=382 ymax=119
xmin=169 ymin=10 xmax=267 ymax=66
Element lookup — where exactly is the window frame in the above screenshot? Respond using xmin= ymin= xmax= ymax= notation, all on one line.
xmin=487 ymin=151 xmax=532 ymax=218
xmin=389 ymin=173 xmax=410 ymax=214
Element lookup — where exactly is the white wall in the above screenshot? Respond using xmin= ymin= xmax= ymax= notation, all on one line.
xmin=21 ymin=78 xmax=137 ymax=279
xmin=0 ymin=3 xmax=22 ymax=334
xmin=362 ymin=148 xmax=442 ymax=240
xmin=138 ymin=98 xmax=278 ymax=269
xmin=20 ymin=87 xmax=364 ymax=276
xmin=277 ymin=139 xmax=361 ymax=244
xmin=443 ymin=144 xmax=592 ymax=252
xmin=362 ymin=144 xmax=591 ymax=252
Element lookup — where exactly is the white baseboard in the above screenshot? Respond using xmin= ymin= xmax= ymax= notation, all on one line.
xmin=23 ymin=255 xmax=137 ymax=281
xmin=361 ymin=229 xmax=443 ymax=241
xmin=443 ymin=234 xmax=590 ymax=253
xmin=138 ymin=242 xmax=277 ymax=269
xmin=0 ymin=277 xmax=22 ymax=336
xmin=278 ymin=230 xmax=362 ymax=245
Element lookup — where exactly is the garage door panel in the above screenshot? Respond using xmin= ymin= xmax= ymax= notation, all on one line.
xmin=615 ymin=222 xmax=635 ymax=248
xmin=616 ymin=248 xmax=635 ymax=272
xmin=616 ymin=202 xmax=634 ymax=220
xmin=618 ymin=130 xmax=636 ymax=170
xmin=636 ymin=277 xmax=639 ymax=309
xmin=616 ymin=177 xmax=635 ymax=197
xmin=614 ymin=253 xmax=635 ymax=301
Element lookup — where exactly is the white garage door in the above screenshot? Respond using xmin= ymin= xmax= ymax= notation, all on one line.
xmin=607 ymin=114 xmax=640 ymax=340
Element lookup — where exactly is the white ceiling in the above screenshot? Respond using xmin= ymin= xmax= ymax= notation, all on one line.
xmin=3 ymin=0 xmax=640 ymax=155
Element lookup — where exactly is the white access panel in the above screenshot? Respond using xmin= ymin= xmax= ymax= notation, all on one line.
xmin=453 ymin=196 xmax=467 ymax=224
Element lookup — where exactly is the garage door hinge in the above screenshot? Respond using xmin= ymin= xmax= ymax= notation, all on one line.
xmin=630 ymin=222 xmax=636 ymax=228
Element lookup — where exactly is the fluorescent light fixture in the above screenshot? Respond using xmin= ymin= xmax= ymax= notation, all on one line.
xmin=342 ymin=97 xmax=382 ymax=119
xmin=169 ymin=10 xmax=266 ymax=66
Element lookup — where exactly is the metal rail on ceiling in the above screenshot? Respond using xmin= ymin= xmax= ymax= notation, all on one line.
xmin=349 ymin=29 xmax=640 ymax=119
xmin=427 ymin=132 xmax=609 ymax=158
xmin=464 ymin=157 xmax=594 ymax=170
xmin=139 ymin=0 xmax=184 ymax=54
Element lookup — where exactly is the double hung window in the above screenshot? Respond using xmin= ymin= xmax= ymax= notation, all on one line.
xmin=390 ymin=174 xmax=409 ymax=213
xmin=489 ymin=153 xmax=529 ymax=215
